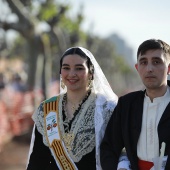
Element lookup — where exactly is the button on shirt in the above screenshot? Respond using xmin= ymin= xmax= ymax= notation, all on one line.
xmin=137 ymin=87 xmax=170 ymax=162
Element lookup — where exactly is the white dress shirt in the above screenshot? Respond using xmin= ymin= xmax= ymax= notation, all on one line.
xmin=137 ymin=87 xmax=170 ymax=161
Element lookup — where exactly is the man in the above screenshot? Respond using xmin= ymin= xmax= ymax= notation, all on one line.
xmin=100 ymin=39 xmax=170 ymax=170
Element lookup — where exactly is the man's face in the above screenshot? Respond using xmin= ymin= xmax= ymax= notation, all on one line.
xmin=135 ymin=49 xmax=170 ymax=90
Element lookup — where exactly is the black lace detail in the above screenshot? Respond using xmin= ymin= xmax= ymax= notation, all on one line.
xmin=62 ymin=90 xmax=91 ymax=133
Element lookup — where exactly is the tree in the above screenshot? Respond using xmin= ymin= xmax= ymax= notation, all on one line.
xmin=0 ymin=0 xmax=85 ymax=98
xmin=0 ymin=0 xmax=141 ymax=97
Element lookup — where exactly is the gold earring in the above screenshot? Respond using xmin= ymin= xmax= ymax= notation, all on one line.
xmin=88 ymin=79 xmax=93 ymax=89
xmin=61 ymin=80 xmax=65 ymax=89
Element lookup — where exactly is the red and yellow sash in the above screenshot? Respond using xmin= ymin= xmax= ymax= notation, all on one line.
xmin=44 ymin=96 xmax=77 ymax=170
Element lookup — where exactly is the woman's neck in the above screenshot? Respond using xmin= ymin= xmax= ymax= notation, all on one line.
xmin=64 ymin=89 xmax=91 ymax=119
xmin=67 ymin=89 xmax=89 ymax=104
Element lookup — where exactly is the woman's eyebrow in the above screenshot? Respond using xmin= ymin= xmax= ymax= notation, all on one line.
xmin=75 ymin=64 xmax=84 ymax=67
xmin=62 ymin=63 xmax=85 ymax=67
xmin=62 ymin=64 xmax=69 ymax=66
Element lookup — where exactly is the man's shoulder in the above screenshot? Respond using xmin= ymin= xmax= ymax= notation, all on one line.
xmin=120 ymin=90 xmax=144 ymax=101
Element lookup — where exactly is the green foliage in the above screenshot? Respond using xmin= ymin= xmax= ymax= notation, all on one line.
xmin=39 ymin=4 xmax=58 ymax=21
xmin=0 ymin=0 xmax=141 ymax=95
xmin=38 ymin=1 xmax=60 ymax=20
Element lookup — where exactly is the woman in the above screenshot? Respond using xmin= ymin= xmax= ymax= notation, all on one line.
xmin=26 ymin=47 xmax=118 ymax=170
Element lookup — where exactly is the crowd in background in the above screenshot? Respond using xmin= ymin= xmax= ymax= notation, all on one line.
xmin=0 ymin=69 xmax=60 ymax=151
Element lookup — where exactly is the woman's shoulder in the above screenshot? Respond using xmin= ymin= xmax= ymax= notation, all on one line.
xmin=95 ymin=93 xmax=117 ymax=111
xmin=36 ymin=94 xmax=62 ymax=110
xmin=43 ymin=94 xmax=65 ymax=104
xmin=96 ymin=93 xmax=117 ymax=103
xmin=44 ymin=96 xmax=58 ymax=103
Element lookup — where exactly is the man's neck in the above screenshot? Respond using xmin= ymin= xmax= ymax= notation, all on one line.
xmin=146 ymin=86 xmax=168 ymax=102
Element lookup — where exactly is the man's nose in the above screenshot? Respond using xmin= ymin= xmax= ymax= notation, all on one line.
xmin=146 ymin=63 xmax=153 ymax=72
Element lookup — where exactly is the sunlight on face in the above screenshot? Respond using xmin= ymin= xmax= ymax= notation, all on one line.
xmin=61 ymin=54 xmax=91 ymax=92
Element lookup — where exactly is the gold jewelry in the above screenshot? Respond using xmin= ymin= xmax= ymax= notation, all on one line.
xmin=62 ymin=133 xmax=74 ymax=152
xmin=61 ymin=80 xmax=65 ymax=89
xmin=67 ymin=101 xmax=79 ymax=113
xmin=71 ymin=103 xmax=76 ymax=112
xmin=88 ymin=79 xmax=93 ymax=89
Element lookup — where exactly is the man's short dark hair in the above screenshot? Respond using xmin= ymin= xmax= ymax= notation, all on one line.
xmin=137 ymin=39 xmax=170 ymax=60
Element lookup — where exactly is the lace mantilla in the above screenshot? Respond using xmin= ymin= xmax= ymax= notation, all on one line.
xmin=32 ymin=92 xmax=116 ymax=164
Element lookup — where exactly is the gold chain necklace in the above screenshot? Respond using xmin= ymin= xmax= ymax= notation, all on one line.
xmin=67 ymin=101 xmax=80 ymax=113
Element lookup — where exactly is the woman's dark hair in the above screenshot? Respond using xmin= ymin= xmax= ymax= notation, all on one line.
xmin=59 ymin=47 xmax=94 ymax=79
xmin=137 ymin=39 xmax=170 ymax=60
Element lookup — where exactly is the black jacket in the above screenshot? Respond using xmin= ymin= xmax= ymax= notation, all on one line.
xmin=100 ymin=82 xmax=170 ymax=170
xmin=27 ymin=127 xmax=96 ymax=170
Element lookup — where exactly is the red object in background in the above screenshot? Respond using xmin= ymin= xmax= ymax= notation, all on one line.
xmin=0 ymin=99 xmax=12 ymax=151
xmin=9 ymin=91 xmax=34 ymax=136
xmin=0 ymin=89 xmax=35 ymax=151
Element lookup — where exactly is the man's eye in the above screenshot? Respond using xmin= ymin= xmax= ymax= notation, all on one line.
xmin=140 ymin=61 xmax=147 ymax=65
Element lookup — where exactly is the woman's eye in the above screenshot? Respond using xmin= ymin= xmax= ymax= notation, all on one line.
xmin=76 ymin=67 xmax=84 ymax=70
xmin=62 ymin=67 xmax=70 ymax=70
xmin=153 ymin=60 xmax=160 ymax=64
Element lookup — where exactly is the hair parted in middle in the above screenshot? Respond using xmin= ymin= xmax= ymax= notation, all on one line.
xmin=59 ymin=47 xmax=94 ymax=79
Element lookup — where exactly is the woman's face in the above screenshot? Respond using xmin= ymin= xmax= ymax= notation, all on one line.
xmin=61 ymin=54 xmax=91 ymax=92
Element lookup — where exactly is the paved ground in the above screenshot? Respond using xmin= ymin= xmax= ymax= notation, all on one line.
xmin=0 ymin=133 xmax=31 ymax=170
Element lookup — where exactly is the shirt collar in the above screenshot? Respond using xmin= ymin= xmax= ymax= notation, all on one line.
xmin=145 ymin=86 xmax=170 ymax=103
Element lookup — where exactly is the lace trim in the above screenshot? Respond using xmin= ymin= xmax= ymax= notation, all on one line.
xmin=32 ymin=102 xmax=48 ymax=146
xmin=32 ymin=93 xmax=116 ymax=164
xmin=94 ymin=93 xmax=116 ymax=169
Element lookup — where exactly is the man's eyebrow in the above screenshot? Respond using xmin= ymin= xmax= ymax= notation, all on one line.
xmin=151 ymin=57 xmax=162 ymax=60
xmin=138 ymin=57 xmax=146 ymax=62
xmin=139 ymin=56 xmax=161 ymax=61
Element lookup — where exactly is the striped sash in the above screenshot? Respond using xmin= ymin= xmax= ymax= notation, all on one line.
xmin=44 ymin=96 xmax=78 ymax=170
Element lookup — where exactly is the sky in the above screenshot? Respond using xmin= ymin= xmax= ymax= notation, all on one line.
xmin=66 ymin=0 xmax=170 ymax=60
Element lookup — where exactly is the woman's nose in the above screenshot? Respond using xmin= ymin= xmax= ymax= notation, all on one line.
xmin=69 ymin=70 xmax=76 ymax=76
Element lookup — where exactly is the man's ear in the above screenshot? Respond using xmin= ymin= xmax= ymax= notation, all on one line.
xmin=135 ymin=64 xmax=138 ymax=71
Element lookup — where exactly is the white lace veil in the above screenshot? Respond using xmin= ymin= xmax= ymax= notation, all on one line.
xmin=59 ymin=47 xmax=118 ymax=170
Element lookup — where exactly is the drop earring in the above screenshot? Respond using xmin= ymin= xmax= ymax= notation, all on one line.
xmin=88 ymin=79 xmax=93 ymax=89
xmin=61 ymin=80 xmax=65 ymax=89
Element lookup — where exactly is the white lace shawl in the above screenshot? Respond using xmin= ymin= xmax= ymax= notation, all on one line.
xmin=32 ymin=92 xmax=116 ymax=170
